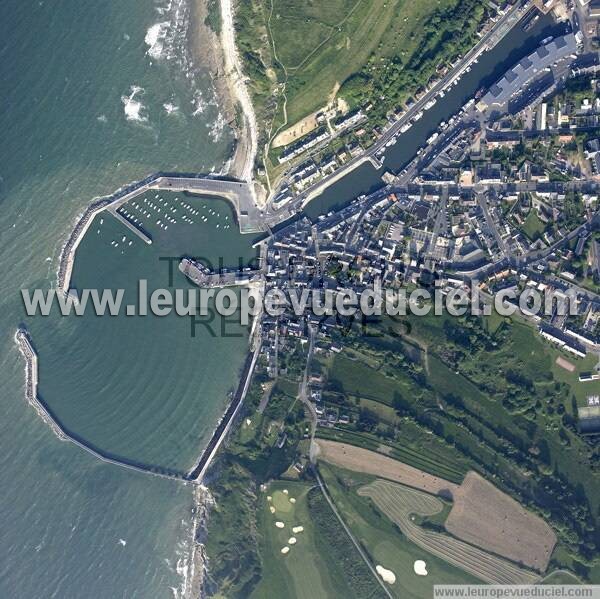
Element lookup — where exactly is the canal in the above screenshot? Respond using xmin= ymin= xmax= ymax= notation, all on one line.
xmin=303 ymin=11 xmax=569 ymax=221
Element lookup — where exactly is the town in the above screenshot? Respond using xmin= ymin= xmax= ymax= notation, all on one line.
xmin=252 ymin=0 xmax=600 ymax=440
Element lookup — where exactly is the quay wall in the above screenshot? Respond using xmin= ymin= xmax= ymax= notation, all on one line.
xmin=187 ymin=340 xmax=262 ymax=482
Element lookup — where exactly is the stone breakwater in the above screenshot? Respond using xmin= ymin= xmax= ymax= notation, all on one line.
xmin=14 ymin=328 xmax=67 ymax=441
xmin=14 ymin=326 xmax=188 ymax=482
xmin=57 ymin=173 xmax=160 ymax=294
xmin=12 ymin=327 xmax=261 ymax=485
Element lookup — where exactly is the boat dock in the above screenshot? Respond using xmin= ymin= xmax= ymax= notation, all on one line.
xmin=150 ymin=176 xmax=264 ymax=235
xmin=109 ymin=207 xmax=152 ymax=244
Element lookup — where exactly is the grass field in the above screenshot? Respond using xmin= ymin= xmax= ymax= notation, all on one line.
xmin=252 ymin=480 xmax=346 ymax=599
xmin=521 ymin=210 xmax=547 ymax=241
xmin=269 ymin=0 xmax=486 ymax=125
xmin=540 ymin=570 xmax=583 ymax=584
xmin=235 ymin=0 xmax=487 ymax=180
xmin=316 ymin=428 xmax=467 ymax=484
xmin=319 ymin=464 xmax=483 ymax=598
xmin=329 ymin=353 xmax=418 ymax=405
xmin=270 ymin=0 xmax=399 ymax=125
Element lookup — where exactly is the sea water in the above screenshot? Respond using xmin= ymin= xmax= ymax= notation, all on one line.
xmin=0 ymin=0 xmax=244 ymax=597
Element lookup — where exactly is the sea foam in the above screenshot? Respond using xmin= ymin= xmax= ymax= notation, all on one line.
xmin=163 ymin=102 xmax=179 ymax=115
xmin=145 ymin=22 xmax=169 ymax=60
xmin=121 ymin=86 xmax=148 ymax=123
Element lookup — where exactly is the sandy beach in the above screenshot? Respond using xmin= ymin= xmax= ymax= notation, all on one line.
xmin=190 ymin=0 xmax=262 ymax=204
xmin=219 ymin=0 xmax=258 ymax=184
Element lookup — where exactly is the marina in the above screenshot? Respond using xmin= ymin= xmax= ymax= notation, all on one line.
xmin=58 ymin=173 xmax=266 ymax=294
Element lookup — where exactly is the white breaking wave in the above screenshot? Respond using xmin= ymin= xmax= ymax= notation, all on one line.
xmin=151 ymin=0 xmax=225 ymax=124
xmin=121 ymin=86 xmax=148 ymax=123
xmin=168 ymin=485 xmax=215 ymax=599
xmin=191 ymin=89 xmax=206 ymax=116
xmin=208 ymin=111 xmax=227 ymax=143
xmin=163 ymin=102 xmax=179 ymax=115
xmin=145 ymin=22 xmax=169 ymax=60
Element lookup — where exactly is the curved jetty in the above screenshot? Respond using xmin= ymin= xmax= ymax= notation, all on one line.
xmin=15 ymin=328 xmax=67 ymax=441
xmin=15 ymin=327 xmax=187 ymax=482
xmin=14 ymin=321 xmax=261 ymax=483
xmin=58 ymin=173 xmax=267 ymax=294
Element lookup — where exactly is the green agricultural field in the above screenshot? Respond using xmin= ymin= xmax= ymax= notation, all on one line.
xmin=318 ymin=311 xmax=600 ymax=576
xmin=316 ymin=426 xmax=468 ymax=484
xmin=319 ymin=464 xmax=482 ymax=598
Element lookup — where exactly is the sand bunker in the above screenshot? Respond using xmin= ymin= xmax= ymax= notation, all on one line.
xmin=288 ymin=537 xmax=297 ymax=545
xmin=269 ymin=506 xmax=276 ymax=514
xmin=292 ymin=526 xmax=304 ymax=533
xmin=376 ymin=565 xmax=396 ymax=584
xmin=275 ymin=521 xmax=285 ymax=529
xmin=414 ymin=560 xmax=428 ymax=576
xmin=267 ymin=496 xmax=272 ymax=502
xmin=281 ymin=546 xmax=290 ymax=554
xmin=289 ymin=498 xmax=296 ymax=504
xmin=283 ymin=489 xmax=288 ymax=495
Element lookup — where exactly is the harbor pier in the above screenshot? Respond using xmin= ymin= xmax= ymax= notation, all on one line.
xmin=58 ymin=173 xmax=269 ymax=294
xmin=109 ymin=207 xmax=153 ymax=244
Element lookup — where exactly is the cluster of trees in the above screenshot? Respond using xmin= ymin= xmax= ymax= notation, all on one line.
xmin=339 ymin=0 xmax=486 ymax=120
xmin=307 ymin=487 xmax=388 ymax=599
